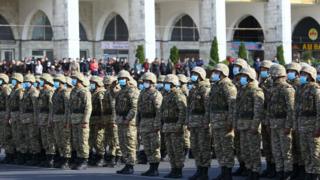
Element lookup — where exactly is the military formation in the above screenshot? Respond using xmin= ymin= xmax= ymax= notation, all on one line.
xmin=0 ymin=59 xmax=319 ymax=180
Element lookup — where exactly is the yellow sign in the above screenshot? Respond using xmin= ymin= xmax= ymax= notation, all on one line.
xmin=308 ymin=28 xmax=318 ymax=41
xmin=302 ymin=43 xmax=320 ymax=51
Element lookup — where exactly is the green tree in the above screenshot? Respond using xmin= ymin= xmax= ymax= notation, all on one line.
xmin=238 ymin=42 xmax=247 ymax=60
xmin=135 ymin=45 xmax=145 ymax=64
xmin=170 ymin=46 xmax=180 ymax=65
xmin=276 ymin=45 xmax=285 ymax=65
xmin=208 ymin=37 xmax=219 ymax=68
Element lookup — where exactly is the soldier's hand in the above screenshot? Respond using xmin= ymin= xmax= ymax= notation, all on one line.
xmin=64 ymin=123 xmax=70 ymax=129
xmin=123 ymin=119 xmax=130 ymax=126
xmin=313 ymin=129 xmax=320 ymax=138
xmin=250 ymin=129 xmax=258 ymax=134
xmin=284 ymin=128 xmax=291 ymax=135
xmin=82 ymin=123 xmax=88 ymax=128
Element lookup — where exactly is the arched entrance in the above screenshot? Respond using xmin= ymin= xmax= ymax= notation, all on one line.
xmin=0 ymin=14 xmax=15 ymax=61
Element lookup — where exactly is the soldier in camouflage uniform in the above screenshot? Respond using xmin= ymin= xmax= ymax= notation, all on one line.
xmin=156 ymin=75 xmax=165 ymax=92
xmin=295 ymin=65 xmax=320 ymax=179
xmin=52 ymin=74 xmax=72 ymax=169
xmin=268 ymin=64 xmax=295 ymax=179
xmin=258 ymin=60 xmax=276 ymax=178
xmin=8 ymin=73 xmax=24 ymax=164
xmin=235 ymin=68 xmax=264 ymax=180
xmin=286 ymin=62 xmax=304 ymax=179
xmin=115 ymin=70 xmax=140 ymax=174
xmin=232 ymin=58 xmax=249 ymax=176
xmin=187 ymin=67 xmax=211 ymax=180
xmin=208 ymin=64 xmax=237 ymax=180
xmin=103 ymin=76 xmax=122 ymax=167
xmin=21 ymin=74 xmax=41 ymax=165
xmin=161 ymin=74 xmax=187 ymax=178
xmin=37 ymin=73 xmax=56 ymax=167
xmin=138 ymin=72 xmax=163 ymax=176
xmin=156 ymin=75 xmax=167 ymax=160
xmin=88 ymin=76 xmax=106 ymax=167
xmin=177 ymin=74 xmax=191 ymax=157
xmin=0 ymin=74 xmax=13 ymax=163
xmin=69 ymin=72 xmax=92 ymax=170
xmin=317 ymin=65 xmax=320 ymax=83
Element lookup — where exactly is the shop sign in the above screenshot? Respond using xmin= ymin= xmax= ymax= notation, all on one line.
xmin=101 ymin=41 xmax=129 ymax=50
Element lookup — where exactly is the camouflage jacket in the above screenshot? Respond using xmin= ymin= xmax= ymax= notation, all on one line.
xmin=259 ymin=77 xmax=273 ymax=125
xmin=207 ymin=77 xmax=237 ymax=129
xmin=21 ymin=86 xmax=39 ymax=124
xmin=9 ymin=86 xmax=24 ymax=122
xmin=0 ymin=84 xmax=12 ymax=120
xmin=70 ymin=86 xmax=92 ymax=124
xmin=38 ymin=86 xmax=54 ymax=125
xmin=115 ymin=85 xmax=140 ymax=126
xmin=187 ymin=80 xmax=210 ymax=128
xmin=181 ymin=85 xmax=189 ymax=97
xmin=235 ymin=81 xmax=264 ymax=130
xmin=138 ymin=86 xmax=163 ymax=133
xmin=103 ymin=86 xmax=119 ymax=124
xmin=91 ymin=88 xmax=106 ymax=123
xmin=295 ymin=82 xmax=320 ymax=132
xmin=267 ymin=78 xmax=295 ymax=129
xmin=287 ymin=78 xmax=300 ymax=90
xmin=52 ymin=87 xmax=69 ymax=123
xmin=161 ymin=88 xmax=187 ymax=133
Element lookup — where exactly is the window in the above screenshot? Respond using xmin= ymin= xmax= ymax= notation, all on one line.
xmin=104 ymin=15 xmax=129 ymax=41
xmin=80 ymin=23 xmax=88 ymax=41
xmin=0 ymin=15 xmax=14 ymax=40
xmin=31 ymin=11 xmax=53 ymax=41
xmin=233 ymin=16 xmax=264 ymax=42
xmin=171 ymin=15 xmax=199 ymax=41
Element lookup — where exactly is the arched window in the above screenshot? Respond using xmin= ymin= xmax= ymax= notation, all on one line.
xmin=171 ymin=15 xmax=199 ymax=41
xmin=104 ymin=15 xmax=128 ymax=41
xmin=233 ymin=16 xmax=264 ymax=42
xmin=0 ymin=15 xmax=14 ymax=40
xmin=80 ymin=23 xmax=88 ymax=41
xmin=292 ymin=17 xmax=320 ymax=43
xmin=31 ymin=11 xmax=53 ymax=41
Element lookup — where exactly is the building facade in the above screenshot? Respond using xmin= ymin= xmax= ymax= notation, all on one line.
xmin=0 ymin=0 xmax=319 ymax=64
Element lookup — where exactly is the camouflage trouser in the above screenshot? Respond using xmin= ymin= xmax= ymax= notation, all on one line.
xmin=89 ymin=123 xmax=105 ymax=156
xmin=10 ymin=113 xmax=20 ymax=152
xmin=160 ymin=132 xmax=166 ymax=154
xmin=299 ymin=131 xmax=320 ymax=174
xmin=118 ymin=124 xmax=137 ymax=165
xmin=141 ymin=131 xmax=161 ymax=163
xmin=3 ymin=122 xmax=14 ymax=154
xmin=292 ymin=131 xmax=303 ymax=166
xmin=240 ymin=130 xmax=261 ymax=172
xmin=261 ymin=124 xmax=274 ymax=163
xmin=53 ymin=120 xmax=71 ymax=158
xmin=183 ymin=125 xmax=190 ymax=149
xmin=271 ymin=128 xmax=293 ymax=172
xmin=234 ymin=130 xmax=242 ymax=162
xmin=20 ymin=123 xmax=41 ymax=154
xmin=105 ymin=123 xmax=121 ymax=157
xmin=190 ymin=127 xmax=211 ymax=167
xmin=0 ymin=112 xmax=4 ymax=146
xmin=212 ymin=128 xmax=234 ymax=168
xmin=40 ymin=126 xmax=56 ymax=155
xmin=165 ymin=132 xmax=185 ymax=168
xmin=72 ymin=123 xmax=90 ymax=159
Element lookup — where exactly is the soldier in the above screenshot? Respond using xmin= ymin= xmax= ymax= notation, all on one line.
xmin=187 ymin=67 xmax=211 ymax=180
xmin=115 ymin=70 xmax=140 ymax=174
xmin=258 ymin=60 xmax=276 ymax=178
xmin=38 ymin=73 xmax=56 ymax=167
xmin=161 ymin=74 xmax=187 ymax=178
xmin=0 ymin=74 xmax=13 ymax=163
xmin=295 ymin=65 xmax=320 ymax=179
xmin=21 ymin=74 xmax=41 ymax=165
xmin=138 ymin=72 xmax=163 ymax=176
xmin=103 ymin=75 xmax=122 ymax=167
xmin=317 ymin=65 xmax=320 ymax=84
xmin=286 ymin=62 xmax=304 ymax=179
xmin=138 ymin=77 xmax=144 ymax=91
xmin=177 ymin=74 xmax=189 ymax=97
xmin=208 ymin=64 xmax=237 ymax=180
xmin=232 ymin=58 xmax=249 ymax=176
xmin=156 ymin=75 xmax=165 ymax=92
xmin=157 ymin=75 xmax=167 ymax=160
xmin=52 ymin=74 xmax=72 ymax=169
xmin=88 ymin=76 xmax=106 ymax=167
xmin=8 ymin=73 xmax=24 ymax=164
xmin=268 ymin=64 xmax=295 ymax=179
xmin=69 ymin=72 xmax=92 ymax=170
xmin=235 ymin=68 xmax=264 ymax=180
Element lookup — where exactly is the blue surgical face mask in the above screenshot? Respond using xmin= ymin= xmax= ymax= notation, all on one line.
xmin=156 ymin=83 xmax=163 ymax=90
xmin=240 ymin=76 xmax=248 ymax=86
xmin=24 ymin=82 xmax=32 ymax=90
xmin=143 ymin=82 xmax=150 ymax=89
xmin=233 ymin=67 xmax=240 ymax=75
xmin=138 ymin=83 xmax=144 ymax=90
xmin=11 ymin=79 xmax=17 ymax=86
xmin=90 ymin=83 xmax=96 ymax=90
xmin=72 ymin=79 xmax=77 ymax=86
xmin=54 ymin=81 xmax=60 ymax=89
xmin=260 ymin=71 xmax=269 ymax=78
xmin=0 ymin=80 xmax=3 ymax=85
xmin=187 ymin=84 xmax=193 ymax=90
xmin=118 ymin=79 xmax=127 ymax=87
xmin=33 ymin=82 xmax=38 ymax=87
xmin=317 ymin=74 xmax=320 ymax=82
xmin=211 ymin=73 xmax=220 ymax=82
xmin=287 ymin=72 xmax=296 ymax=81
xmin=164 ymin=83 xmax=171 ymax=92
xmin=39 ymin=80 xmax=44 ymax=87
xmin=191 ymin=75 xmax=198 ymax=82
xmin=300 ymin=75 xmax=308 ymax=85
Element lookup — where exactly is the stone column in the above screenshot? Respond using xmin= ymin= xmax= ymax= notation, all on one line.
xmin=264 ymin=0 xmax=292 ymax=63
xmin=199 ymin=0 xmax=226 ymax=63
xmin=128 ymin=0 xmax=156 ymax=64
xmin=53 ymin=0 xmax=80 ymax=59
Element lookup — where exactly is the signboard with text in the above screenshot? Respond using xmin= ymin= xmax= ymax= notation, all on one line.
xmin=101 ymin=41 xmax=129 ymax=50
